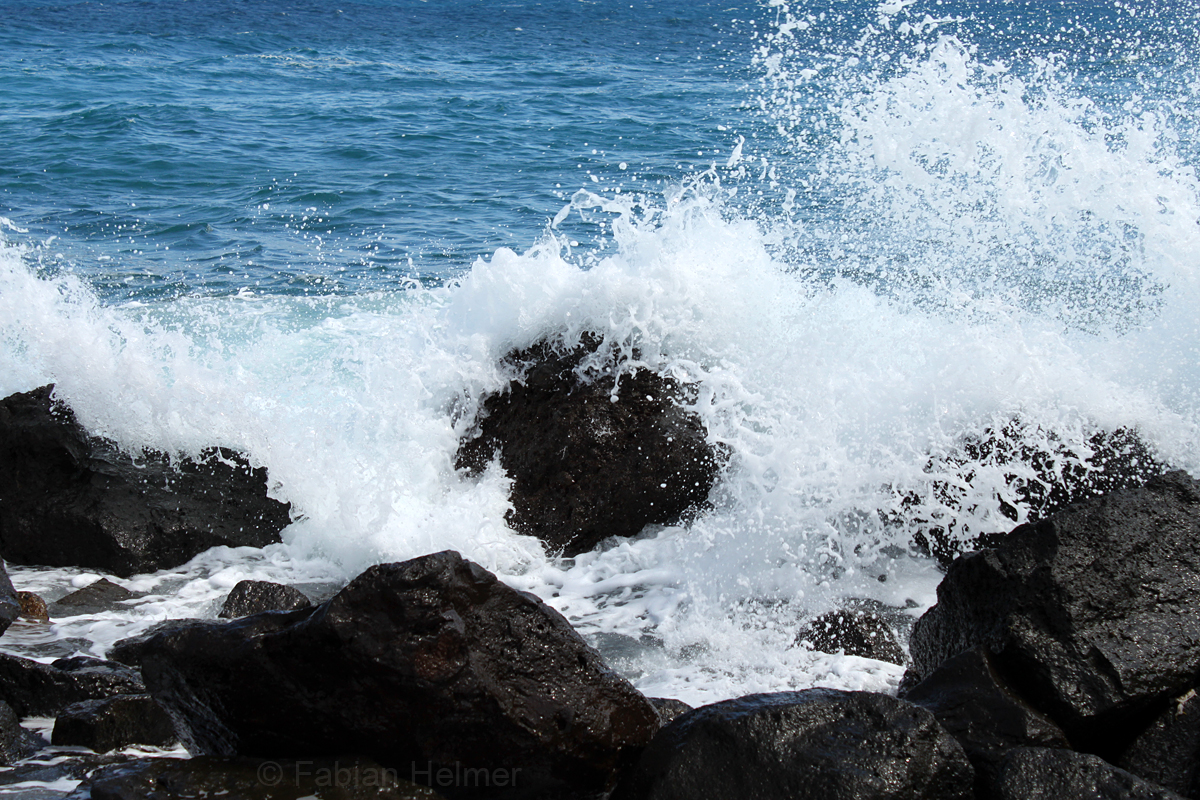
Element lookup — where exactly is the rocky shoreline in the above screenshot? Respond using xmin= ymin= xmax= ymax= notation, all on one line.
xmin=3 ymin=357 xmax=1200 ymax=798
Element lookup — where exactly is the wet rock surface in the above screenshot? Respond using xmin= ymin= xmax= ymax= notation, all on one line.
xmin=17 ymin=591 xmax=49 ymax=622
xmin=52 ymin=694 xmax=177 ymax=753
xmin=909 ymin=471 xmax=1200 ymax=748
xmin=0 ymin=385 xmax=291 ymax=577
xmin=994 ymin=747 xmax=1188 ymax=800
xmin=455 ymin=335 xmax=722 ymax=556
xmin=796 ymin=607 xmax=906 ymax=665
xmin=900 ymin=647 xmax=1070 ymax=798
xmin=0 ymin=653 xmax=145 ymax=717
xmin=1117 ymin=687 xmax=1200 ymax=798
xmin=902 ymin=421 xmax=1167 ymax=566
xmin=131 ymin=550 xmax=659 ymax=800
xmin=218 ymin=580 xmax=312 ymax=618
xmin=0 ymin=561 xmax=18 ymax=637
xmin=49 ymin=578 xmax=135 ymax=617
xmin=0 ymin=700 xmax=44 ymax=765
xmin=614 ymin=689 xmax=972 ymax=800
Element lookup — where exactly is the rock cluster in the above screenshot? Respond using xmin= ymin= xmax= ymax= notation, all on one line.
xmin=899 ymin=470 xmax=1200 ymax=798
xmin=130 ymin=551 xmax=660 ymax=799
xmin=455 ymin=335 xmax=723 ymax=555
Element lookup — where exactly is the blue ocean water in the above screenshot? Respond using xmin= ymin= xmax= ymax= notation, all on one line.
xmin=1 ymin=0 xmax=756 ymax=299
xmin=2 ymin=1 xmax=1200 ymax=788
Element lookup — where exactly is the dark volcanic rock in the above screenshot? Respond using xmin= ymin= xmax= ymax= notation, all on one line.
xmin=218 ymin=580 xmax=312 ymax=618
xmin=909 ymin=471 xmax=1200 ymax=751
xmin=995 ymin=747 xmax=1187 ymax=800
xmin=70 ymin=756 xmax=444 ymax=800
xmin=0 ymin=560 xmax=18 ymax=636
xmin=796 ymin=608 xmax=906 ymax=665
xmin=455 ymin=335 xmax=722 ymax=556
xmin=0 ymin=385 xmax=291 ymax=577
xmin=52 ymin=694 xmax=177 ymax=752
xmin=17 ymin=591 xmax=49 ymax=622
xmin=614 ymin=689 xmax=972 ymax=800
xmin=904 ymin=420 xmax=1166 ymax=566
xmin=900 ymin=647 xmax=1070 ymax=798
xmin=1117 ymin=687 xmax=1200 ymax=797
xmin=107 ymin=620 xmax=200 ymax=668
xmin=50 ymin=578 xmax=135 ymax=617
xmin=647 ymin=698 xmax=693 ymax=728
xmin=0 ymin=653 xmax=144 ymax=717
xmin=135 ymin=550 xmax=659 ymax=800
xmin=0 ymin=700 xmax=44 ymax=765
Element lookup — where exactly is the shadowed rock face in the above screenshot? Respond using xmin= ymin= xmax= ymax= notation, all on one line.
xmin=995 ymin=748 xmax=1188 ymax=800
xmin=131 ymin=550 xmax=660 ymax=800
xmin=614 ymin=689 xmax=973 ymax=800
xmin=455 ymin=335 xmax=723 ymax=556
xmin=0 ymin=654 xmax=145 ymax=718
xmin=0 ymin=385 xmax=291 ymax=577
xmin=909 ymin=471 xmax=1200 ymax=753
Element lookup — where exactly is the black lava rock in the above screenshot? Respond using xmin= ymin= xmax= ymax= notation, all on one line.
xmin=0 ymin=385 xmax=291 ymax=577
xmin=994 ymin=747 xmax=1187 ymax=800
xmin=52 ymin=694 xmax=177 ymax=752
xmin=909 ymin=471 xmax=1200 ymax=752
xmin=796 ymin=608 xmax=907 ymax=665
xmin=903 ymin=420 xmax=1166 ymax=566
xmin=0 ymin=700 xmax=44 ymax=765
xmin=614 ymin=689 xmax=973 ymax=800
xmin=70 ymin=756 xmax=444 ymax=800
xmin=455 ymin=335 xmax=722 ymax=556
xmin=1117 ymin=687 xmax=1200 ymax=797
xmin=50 ymin=578 xmax=135 ymax=617
xmin=0 ymin=653 xmax=144 ymax=717
xmin=900 ymin=647 xmax=1070 ymax=798
xmin=0 ymin=560 xmax=19 ymax=636
xmin=217 ymin=580 xmax=312 ymax=618
xmin=133 ymin=550 xmax=659 ymax=800
xmin=647 ymin=698 xmax=693 ymax=728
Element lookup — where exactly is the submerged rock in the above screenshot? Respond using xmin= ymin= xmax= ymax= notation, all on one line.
xmin=614 ymin=689 xmax=972 ymax=800
xmin=217 ymin=580 xmax=311 ymax=618
xmin=0 ymin=385 xmax=291 ymax=578
xmin=994 ymin=747 xmax=1187 ymax=800
xmin=900 ymin=420 xmax=1166 ymax=566
xmin=909 ymin=471 xmax=1200 ymax=751
xmin=132 ymin=550 xmax=659 ymax=799
xmin=0 ymin=653 xmax=144 ymax=717
xmin=455 ymin=334 xmax=722 ymax=556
